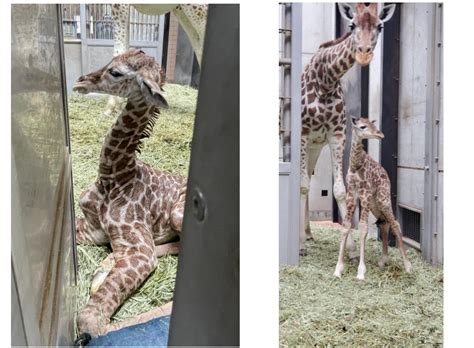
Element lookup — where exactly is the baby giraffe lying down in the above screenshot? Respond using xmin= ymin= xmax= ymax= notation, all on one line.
xmin=334 ymin=116 xmax=412 ymax=280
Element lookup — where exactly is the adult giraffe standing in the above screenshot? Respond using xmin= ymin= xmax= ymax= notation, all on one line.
xmin=299 ymin=3 xmax=396 ymax=256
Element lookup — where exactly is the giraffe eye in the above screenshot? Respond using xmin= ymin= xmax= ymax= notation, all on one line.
xmin=109 ymin=69 xmax=123 ymax=78
xmin=360 ymin=125 xmax=367 ymax=130
xmin=377 ymin=24 xmax=383 ymax=32
xmin=349 ymin=22 xmax=356 ymax=31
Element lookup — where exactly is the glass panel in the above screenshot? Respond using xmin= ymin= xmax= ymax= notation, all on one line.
xmin=12 ymin=4 xmax=75 ymax=345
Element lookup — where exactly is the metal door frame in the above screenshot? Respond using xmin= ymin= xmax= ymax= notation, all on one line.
xmin=278 ymin=3 xmax=302 ymax=265
xmin=168 ymin=4 xmax=239 ymax=345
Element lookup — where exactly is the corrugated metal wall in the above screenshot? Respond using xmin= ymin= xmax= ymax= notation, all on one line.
xmin=397 ymin=3 xmax=443 ymax=265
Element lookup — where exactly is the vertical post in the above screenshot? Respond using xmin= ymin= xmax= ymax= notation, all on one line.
xmin=381 ymin=3 xmax=401 ymax=247
xmin=79 ymin=4 xmax=88 ymax=74
xmin=157 ymin=14 xmax=165 ymax=66
xmin=281 ymin=5 xmax=291 ymax=161
xmin=423 ymin=3 xmax=443 ymax=265
xmin=290 ymin=3 xmax=302 ymax=263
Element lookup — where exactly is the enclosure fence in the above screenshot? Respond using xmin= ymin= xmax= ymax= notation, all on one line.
xmin=62 ymin=4 xmax=161 ymax=42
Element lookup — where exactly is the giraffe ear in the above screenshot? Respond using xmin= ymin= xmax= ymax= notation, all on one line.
xmin=379 ymin=4 xmax=396 ymax=23
xmin=350 ymin=115 xmax=358 ymax=126
xmin=338 ymin=3 xmax=354 ymax=22
xmin=140 ymin=78 xmax=168 ymax=108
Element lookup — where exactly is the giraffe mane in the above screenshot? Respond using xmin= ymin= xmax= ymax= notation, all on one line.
xmin=319 ymin=32 xmax=351 ymax=49
xmin=136 ymin=106 xmax=160 ymax=154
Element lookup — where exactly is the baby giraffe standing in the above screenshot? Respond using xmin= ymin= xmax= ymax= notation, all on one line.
xmin=334 ymin=116 xmax=412 ymax=280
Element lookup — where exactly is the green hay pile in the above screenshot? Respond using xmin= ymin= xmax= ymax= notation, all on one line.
xmin=69 ymin=83 xmax=197 ymax=323
xmin=280 ymin=224 xmax=443 ymax=347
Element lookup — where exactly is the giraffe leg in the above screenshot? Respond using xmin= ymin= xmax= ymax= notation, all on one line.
xmin=77 ymin=223 xmax=155 ymax=336
xmin=305 ymin=195 xmax=313 ymax=241
xmin=299 ymin=133 xmax=310 ymax=256
xmin=328 ymin=135 xmax=358 ymax=260
xmin=334 ymin=190 xmax=356 ymax=278
xmin=356 ymin=197 xmax=370 ymax=280
xmin=381 ymin=209 xmax=412 ymax=273
xmin=378 ymin=221 xmax=390 ymax=268
xmin=90 ymin=241 xmax=181 ymax=296
xmin=76 ymin=183 xmax=108 ymax=246
xmin=170 ymin=194 xmax=186 ymax=232
xmin=304 ymin=144 xmax=323 ymax=242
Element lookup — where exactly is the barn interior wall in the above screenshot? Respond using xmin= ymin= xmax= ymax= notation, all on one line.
xmin=396 ymin=3 xmax=443 ymax=265
xmin=398 ymin=3 xmax=430 ymax=211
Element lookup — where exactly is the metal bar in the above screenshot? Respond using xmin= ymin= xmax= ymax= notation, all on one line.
xmin=86 ymin=39 xmax=158 ymax=48
xmin=361 ymin=66 xmax=369 ymax=151
xmin=423 ymin=3 xmax=443 ymax=265
xmin=402 ymin=236 xmax=421 ymax=250
xmin=279 ymin=57 xmax=291 ymax=66
xmin=332 ymin=4 xmax=341 ymax=223
xmin=157 ymin=14 xmax=165 ymax=65
xmin=397 ymin=164 xmax=425 ymax=171
xmin=79 ymin=4 xmax=88 ymax=74
xmin=282 ymin=3 xmax=292 ymax=161
xmin=57 ymin=4 xmax=77 ymax=286
xmin=288 ymin=3 xmax=302 ymax=264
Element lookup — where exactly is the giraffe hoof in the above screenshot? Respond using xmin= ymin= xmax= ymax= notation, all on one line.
xmin=90 ymin=269 xmax=109 ymax=295
xmin=349 ymin=256 xmax=360 ymax=265
xmin=306 ymin=234 xmax=314 ymax=241
xmin=334 ymin=263 xmax=344 ymax=278
xmin=356 ymin=274 xmax=365 ymax=281
xmin=378 ymin=256 xmax=389 ymax=268
xmin=299 ymin=249 xmax=308 ymax=256
xmin=74 ymin=333 xmax=91 ymax=347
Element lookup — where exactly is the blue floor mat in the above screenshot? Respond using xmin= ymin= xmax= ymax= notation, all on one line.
xmin=88 ymin=315 xmax=170 ymax=347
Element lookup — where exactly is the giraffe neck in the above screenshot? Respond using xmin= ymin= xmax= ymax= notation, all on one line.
xmin=349 ymin=132 xmax=366 ymax=171
xmin=314 ymin=33 xmax=356 ymax=91
xmin=99 ymin=95 xmax=155 ymax=186
xmin=112 ymin=4 xmax=130 ymax=56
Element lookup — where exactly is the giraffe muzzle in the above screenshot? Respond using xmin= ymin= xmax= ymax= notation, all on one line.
xmin=73 ymin=81 xmax=90 ymax=94
xmin=355 ymin=51 xmax=374 ymax=66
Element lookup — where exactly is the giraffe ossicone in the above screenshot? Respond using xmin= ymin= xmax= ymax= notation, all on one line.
xmin=73 ymin=48 xmax=187 ymax=336
xmin=333 ymin=116 xmax=412 ymax=280
xmin=300 ymin=2 xmax=396 ymax=257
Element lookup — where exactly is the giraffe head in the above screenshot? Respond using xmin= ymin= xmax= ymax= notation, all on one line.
xmin=73 ymin=48 xmax=168 ymax=108
xmin=338 ymin=3 xmax=396 ymax=66
xmin=351 ymin=116 xmax=384 ymax=140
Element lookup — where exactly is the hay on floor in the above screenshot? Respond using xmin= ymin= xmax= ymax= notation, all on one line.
xmin=69 ymin=83 xmax=197 ymax=324
xmin=280 ymin=223 xmax=443 ymax=347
